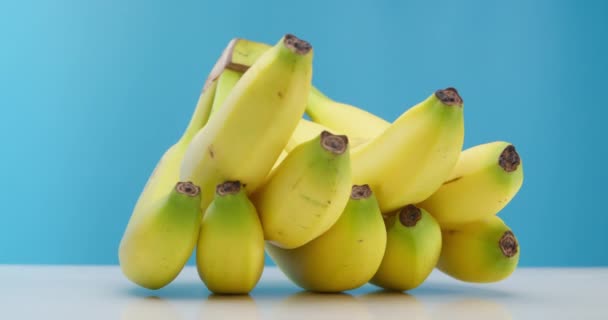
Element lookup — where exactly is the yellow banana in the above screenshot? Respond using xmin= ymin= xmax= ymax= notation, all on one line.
xmin=438 ymin=216 xmax=520 ymax=283
xmin=306 ymin=87 xmax=390 ymax=139
xmin=196 ymin=181 xmax=264 ymax=294
xmin=209 ymin=69 xmax=242 ymax=116
xmin=352 ymin=88 xmax=465 ymax=213
xmin=371 ymin=205 xmax=442 ymax=291
xmin=206 ymin=37 xmax=383 ymax=144
xmin=180 ymin=34 xmax=313 ymax=212
xmin=252 ymin=131 xmax=351 ymax=249
xmin=266 ymin=185 xmax=386 ymax=292
xmin=419 ymin=141 xmax=524 ymax=228
xmin=119 ymin=182 xmax=202 ymax=289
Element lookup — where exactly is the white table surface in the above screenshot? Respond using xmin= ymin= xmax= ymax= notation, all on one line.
xmin=0 ymin=265 xmax=606 ymax=319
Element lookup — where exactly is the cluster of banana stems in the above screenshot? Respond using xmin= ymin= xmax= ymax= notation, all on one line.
xmin=119 ymin=34 xmax=523 ymax=294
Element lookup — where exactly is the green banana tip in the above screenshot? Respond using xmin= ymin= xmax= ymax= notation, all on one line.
xmin=399 ymin=205 xmax=422 ymax=227
xmin=320 ymin=131 xmax=348 ymax=155
xmin=499 ymin=145 xmax=521 ymax=172
xmin=175 ymin=181 xmax=200 ymax=197
xmin=216 ymin=181 xmax=242 ymax=196
xmin=351 ymin=185 xmax=372 ymax=200
xmin=499 ymin=231 xmax=519 ymax=258
xmin=435 ymin=87 xmax=463 ymax=107
xmin=283 ymin=34 xmax=312 ymax=55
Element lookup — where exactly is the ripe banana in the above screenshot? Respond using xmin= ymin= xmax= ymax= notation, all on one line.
xmin=207 ymin=37 xmax=385 ymax=144
xmin=419 ymin=141 xmax=524 ymax=228
xmin=352 ymin=88 xmax=465 ymax=212
xmin=180 ymin=34 xmax=313 ymax=211
xmin=266 ymin=185 xmax=387 ymax=292
xmin=252 ymin=131 xmax=351 ymax=249
xmin=307 ymin=86 xmax=390 ymax=139
xmin=209 ymin=69 xmax=242 ymax=116
xmin=119 ymin=182 xmax=202 ymax=289
xmin=438 ymin=216 xmax=520 ymax=283
xmin=196 ymin=181 xmax=265 ymax=294
xmin=371 ymin=205 xmax=442 ymax=291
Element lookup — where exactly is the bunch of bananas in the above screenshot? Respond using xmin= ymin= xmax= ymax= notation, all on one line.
xmin=119 ymin=34 xmax=524 ymax=294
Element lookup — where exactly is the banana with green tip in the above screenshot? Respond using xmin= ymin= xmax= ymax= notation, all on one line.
xmin=438 ymin=216 xmax=520 ymax=283
xmin=371 ymin=205 xmax=442 ymax=291
xmin=197 ymin=181 xmax=265 ymax=294
xmin=119 ymin=182 xmax=202 ymax=289
xmin=266 ymin=185 xmax=386 ymax=292
xmin=285 ymin=118 xmax=370 ymax=152
xmin=419 ymin=141 xmax=524 ymax=228
xmin=252 ymin=131 xmax=352 ymax=249
xmin=180 ymin=34 xmax=314 ymax=212
xmin=352 ymin=88 xmax=465 ymax=213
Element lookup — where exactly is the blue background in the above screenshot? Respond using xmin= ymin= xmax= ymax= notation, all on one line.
xmin=1 ymin=0 xmax=606 ymax=267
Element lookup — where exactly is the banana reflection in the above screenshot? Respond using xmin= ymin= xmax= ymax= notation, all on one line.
xmin=358 ymin=290 xmax=430 ymax=320
xmin=271 ymin=291 xmax=372 ymax=320
xmin=121 ymin=296 xmax=181 ymax=320
xmin=200 ymin=294 xmax=261 ymax=320
xmin=433 ymin=299 xmax=512 ymax=320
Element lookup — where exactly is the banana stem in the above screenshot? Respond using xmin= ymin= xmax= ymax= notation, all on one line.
xmin=434 ymin=88 xmax=463 ymax=107
xmin=216 ymin=181 xmax=242 ymax=196
xmin=351 ymin=185 xmax=372 ymax=200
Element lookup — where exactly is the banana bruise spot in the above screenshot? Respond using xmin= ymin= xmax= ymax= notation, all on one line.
xmin=499 ymin=145 xmax=521 ymax=173
xmin=435 ymin=87 xmax=463 ymax=107
xmin=351 ymin=184 xmax=372 ymax=200
xmin=283 ymin=34 xmax=312 ymax=55
xmin=320 ymin=131 xmax=349 ymax=155
xmin=399 ymin=205 xmax=422 ymax=227
xmin=499 ymin=231 xmax=518 ymax=258
xmin=175 ymin=181 xmax=201 ymax=197
xmin=216 ymin=181 xmax=241 ymax=196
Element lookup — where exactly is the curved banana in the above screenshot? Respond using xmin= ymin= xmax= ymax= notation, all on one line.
xmin=419 ymin=141 xmax=524 ymax=228
xmin=207 ymin=37 xmax=384 ymax=145
xmin=266 ymin=185 xmax=387 ymax=292
xmin=371 ymin=205 xmax=442 ymax=291
xmin=352 ymin=88 xmax=465 ymax=213
xmin=180 ymin=34 xmax=313 ymax=212
xmin=119 ymin=182 xmax=202 ymax=289
xmin=209 ymin=69 xmax=242 ymax=116
xmin=197 ymin=181 xmax=265 ymax=294
xmin=438 ymin=216 xmax=520 ymax=283
xmin=306 ymin=87 xmax=390 ymax=139
xmin=252 ymin=131 xmax=351 ymax=249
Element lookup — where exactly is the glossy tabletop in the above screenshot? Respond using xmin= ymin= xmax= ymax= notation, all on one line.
xmin=0 ymin=266 xmax=606 ymax=319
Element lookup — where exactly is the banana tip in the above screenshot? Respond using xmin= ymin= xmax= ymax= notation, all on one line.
xmin=435 ymin=87 xmax=463 ymax=106
xmin=499 ymin=231 xmax=518 ymax=258
xmin=216 ymin=181 xmax=241 ymax=196
xmin=499 ymin=145 xmax=521 ymax=172
xmin=176 ymin=181 xmax=200 ymax=197
xmin=284 ymin=34 xmax=312 ymax=55
xmin=399 ymin=205 xmax=422 ymax=227
xmin=320 ymin=131 xmax=348 ymax=155
xmin=351 ymin=185 xmax=372 ymax=199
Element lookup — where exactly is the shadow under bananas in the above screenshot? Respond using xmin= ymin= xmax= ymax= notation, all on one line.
xmin=432 ymin=298 xmax=513 ymax=320
xmin=124 ymin=282 xmax=208 ymax=300
xmin=199 ymin=294 xmax=262 ymax=320
xmin=410 ymin=278 xmax=515 ymax=299
xmin=121 ymin=296 xmax=183 ymax=320
xmin=269 ymin=291 xmax=373 ymax=320
xmin=357 ymin=290 xmax=430 ymax=320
